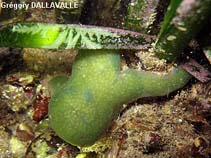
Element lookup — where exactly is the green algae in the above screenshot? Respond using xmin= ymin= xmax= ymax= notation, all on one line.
xmin=0 ymin=22 xmax=149 ymax=49
xmin=154 ymin=0 xmax=211 ymax=61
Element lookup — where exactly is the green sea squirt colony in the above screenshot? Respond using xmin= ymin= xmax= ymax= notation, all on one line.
xmin=0 ymin=22 xmax=191 ymax=146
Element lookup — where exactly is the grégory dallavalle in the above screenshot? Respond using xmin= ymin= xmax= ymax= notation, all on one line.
xmin=31 ymin=2 xmax=79 ymax=9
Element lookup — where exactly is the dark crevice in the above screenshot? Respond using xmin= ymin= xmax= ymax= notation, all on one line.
xmin=0 ymin=48 xmax=24 ymax=79
xmin=150 ymin=0 xmax=170 ymax=35
xmin=80 ymin=0 xmax=130 ymax=27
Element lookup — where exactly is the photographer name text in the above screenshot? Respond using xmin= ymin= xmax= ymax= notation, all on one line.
xmin=0 ymin=1 xmax=79 ymax=10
